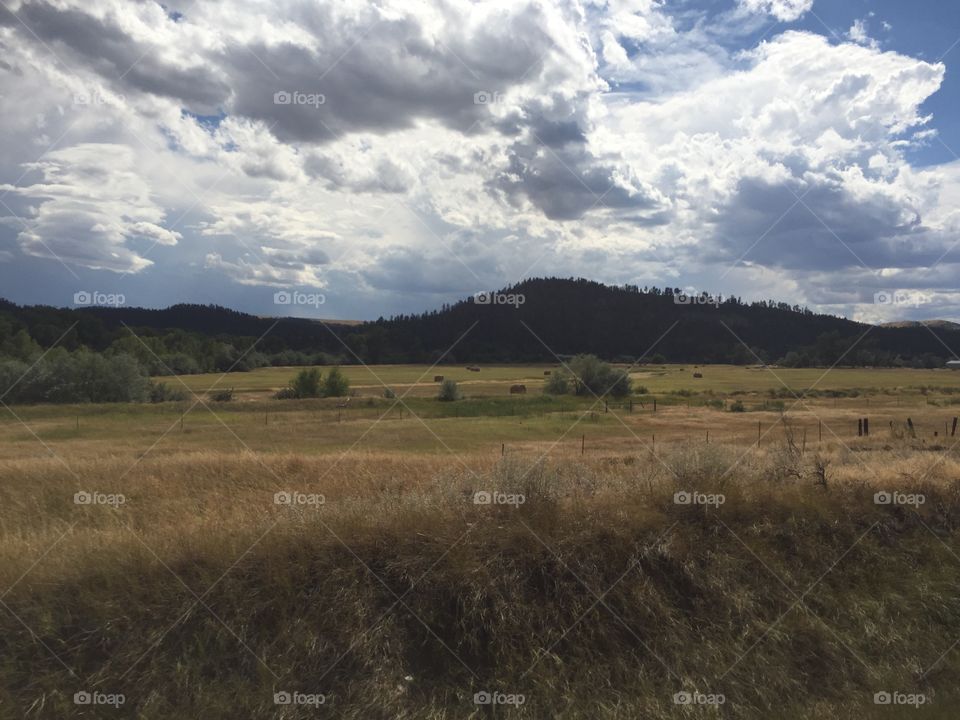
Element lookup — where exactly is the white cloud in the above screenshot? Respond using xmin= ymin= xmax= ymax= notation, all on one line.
xmin=848 ymin=18 xmax=879 ymax=49
xmin=0 ymin=0 xmax=958 ymax=321
xmin=738 ymin=0 xmax=815 ymax=23
xmin=0 ymin=144 xmax=182 ymax=272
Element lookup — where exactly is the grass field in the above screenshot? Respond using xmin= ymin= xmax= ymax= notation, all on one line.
xmin=3 ymin=364 xmax=960 ymax=718
xmin=171 ymin=362 xmax=960 ymax=399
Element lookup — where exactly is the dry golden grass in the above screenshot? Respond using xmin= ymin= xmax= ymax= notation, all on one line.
xmin=1 ymin=437 xmax=960 ymax=718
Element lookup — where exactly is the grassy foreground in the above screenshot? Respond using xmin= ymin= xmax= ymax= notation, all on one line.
xmin=1 ymin=442 xmax=959 ymax=718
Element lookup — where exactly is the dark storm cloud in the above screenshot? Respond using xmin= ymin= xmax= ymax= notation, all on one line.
xmin=492 ymin=138 xmax=666 ymax=221
xmin=0 ymin=1 xmax=228 ymax=112
xmin=708 ymin=176 xmax=942 ymax=272
xmin=221 ymin=3 xmax=554 ymax=144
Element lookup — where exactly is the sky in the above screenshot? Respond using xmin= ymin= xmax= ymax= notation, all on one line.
xmin=0 ymin=0 xmax=958 ymax=323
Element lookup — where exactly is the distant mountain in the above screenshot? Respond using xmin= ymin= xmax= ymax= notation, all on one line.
xmin=1 ymin=279 xmax=958 ymax=368
xmin=880 ymin=319 xmax=960 ymax=332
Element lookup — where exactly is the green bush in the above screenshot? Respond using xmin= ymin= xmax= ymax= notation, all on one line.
xmin=286 ymin=368 xmax=323 ymax=399
xmin=0 ymin=351 xmax=150 ymax=404
xmin=543 ymin=372 xmax=570 ymax=395
xmin=437 ymin=379 xmax=461 ymax=401
xmin=567 ymin=355 xmax=632 ymax=398
xmin=322 ymin=367 xmax=350 ymax=397
xmin=149 ymin=382 xmax=188 ymax=403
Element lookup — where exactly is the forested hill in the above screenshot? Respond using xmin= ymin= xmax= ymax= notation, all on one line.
xmin=365 ymin=278 xmax=956 ymax=366
xmin=0 ymin=278 xmax=957 ymax=370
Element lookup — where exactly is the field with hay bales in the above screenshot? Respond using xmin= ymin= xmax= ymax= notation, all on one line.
xmin=2 ymin=364 xmax=960 ymax=718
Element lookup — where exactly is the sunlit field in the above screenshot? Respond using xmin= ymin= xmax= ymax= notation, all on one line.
xmin=172 ymin=362 xmax=960 ymax=398
xmin=3 ymin=364 xmax=960 ymax=718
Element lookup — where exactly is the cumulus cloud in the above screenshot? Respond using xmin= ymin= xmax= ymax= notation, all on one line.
xmin=738 ymin=0 xmax=815 ymax=23
xmin=0 ymin=0 xmax=957 ymax=322
xmin=0 ymin=144 xmax=181 ymax=272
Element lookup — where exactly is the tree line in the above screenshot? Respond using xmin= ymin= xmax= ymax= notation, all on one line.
xmin=0 ymin=277 xmax=956 ymax=404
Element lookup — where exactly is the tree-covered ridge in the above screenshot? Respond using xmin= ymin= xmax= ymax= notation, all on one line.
xmin=0 ymin=278 xmax=956 ymax=372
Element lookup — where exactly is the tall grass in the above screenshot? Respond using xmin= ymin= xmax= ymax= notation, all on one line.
xmin=0 ymin=444 xmax=959 ymax=718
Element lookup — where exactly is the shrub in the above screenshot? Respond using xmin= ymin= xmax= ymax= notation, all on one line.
xmin=0 ymin=352 xmax=151 ymax=404
xmin=543 ymin=372 xmax=570 ymax=395
xmin=286 ymin=368 xmax=323 ymax=399
xmin=567 ymin=354 xmax=632 ymax=398
xmin=149 ymin=381 xmax=188 ymax=403
xmin=322 ymin=367 xmax=350 ymax=397
xmin=156 ymin=353 xmax=201 ymax=376
xmin=437 ymin=379 xmax=461 ymax=401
